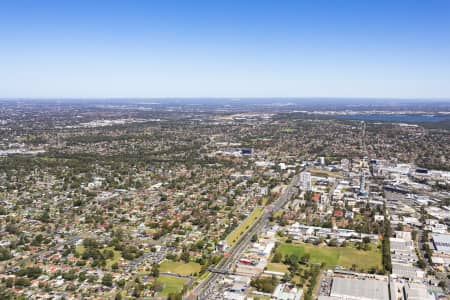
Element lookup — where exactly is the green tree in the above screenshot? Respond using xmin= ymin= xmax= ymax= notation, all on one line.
xmin=102 ymin=273 xmax=113 ymax=287
xmin=251 ymin=234 xmax=258 ymax=243
xmin=151 ymin=263 xmax=160 ymax=278
xmin=0 ymin=247 xmax=13 ymax=261
xmin=168 ymin=293 xmax=183 ymax=300
xmin=180 ymin=250 xmax=190 ymax=263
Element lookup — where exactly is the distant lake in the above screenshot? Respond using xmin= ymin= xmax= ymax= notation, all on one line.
xmin=335 ymin=114 xmax=450 ymax=123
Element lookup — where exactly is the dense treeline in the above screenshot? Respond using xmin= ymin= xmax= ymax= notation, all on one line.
xmin=382 ymin=206 xmax=392 ymax=273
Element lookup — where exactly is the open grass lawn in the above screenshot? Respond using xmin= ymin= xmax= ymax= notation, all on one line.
xmin=277 ymin=242 xmax=382 ymax=272
xmin=159 ymin=260 xmax=201 ymax=276
xmin=249 ymin=293 xmax=271 ymax=300
xmin=156 ymin=275 xmax=187 ymax=296
xmin=261 ymin=197 xmax=269 ymax=206
xmin=266 ymin=262 xmax=289 ymax=273
xmin=310 ymin=168 xmax=343 ymax=178
xmin=226 ymin=207 xmax=263 ymax=246
xmin=75 ymin=245 xmax=85 ymax=254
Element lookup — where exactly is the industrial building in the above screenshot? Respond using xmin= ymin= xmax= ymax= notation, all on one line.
xmin=431 ymin=233 xmax=450 ymax=254
xmin=402 ymin=282 xmax=435 ymax=300
xmin=319 ymin=277 xmax=389 ymax=300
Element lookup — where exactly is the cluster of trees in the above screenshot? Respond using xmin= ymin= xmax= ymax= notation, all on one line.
xmin=271 ymin=249 xmax=324 ymax=296
xmin=250 ymin=275 xmax=278 ymax=293
xmin=151 ymin=263 xmax=160 ymax=277
xmin=38 ymin=209 xmax=51 ymax=223
xmin=382 ymin=209 xmax=392 ymax=273
xmin=277 ymin=253 xmax=310 ymax=273
xmin=346 ymin=205 xmax=384 ymax=235
xmin=0 ymin=285 xmax=15 ymax=299
xmin=0 ymin=247 xmax=13 ymax=261
xmin=167 ymin=292 xmax=183 ymax=300
xmin=75 ymin=237 xmax=142 ymax=268
xmin=130 ymin=277 xmax=144 ymax=298
xmin=102 ymin=273 xmax=113 ymax=287
xmin=355 ymin=237 xmax=372 ymax=251
xmin=180 ymin=247 xmax=190 ymax=263
xmin=62 ymin=270 xmax=77 ymax=281
xmin=109 ymin=236 xmax=143 ymax=261
xmin=303 ymin=266 xmax=320 ymax=300
xmin=422 ymin=231 xmax=433 ymax=264
xmin=6 ymin=277 xmax=31 ymax=288
xmin=77 ymin=239 xmax=107 ymax=267
xmin=2 ymin=267 xmax=44 ymax=289
xmin=120 ymin=245 xmax=142 ymax=260
xmin=15 ymin=267 xmax=43 ymax=279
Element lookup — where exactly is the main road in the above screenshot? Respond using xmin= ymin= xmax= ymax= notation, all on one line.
xmin=189 ymin=173 xmax=300 ymax=299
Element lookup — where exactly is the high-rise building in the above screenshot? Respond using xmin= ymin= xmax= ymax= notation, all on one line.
xmin=300 ymin=171 xmax=312 ymax=191
xmin=359 ymin=172 xmax=366 ymax=194
xmin=319 ymin=156 xmax=325 ymax=165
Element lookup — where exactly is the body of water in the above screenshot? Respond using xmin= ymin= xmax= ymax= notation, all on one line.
xmin=335 ymin=114 xmax=450 ymax=123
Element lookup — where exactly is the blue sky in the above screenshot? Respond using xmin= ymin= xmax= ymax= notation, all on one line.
xmin=0 ymin=0 xmax=449 ymax=98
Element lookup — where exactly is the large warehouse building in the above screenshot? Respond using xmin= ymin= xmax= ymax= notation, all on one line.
xmin=318 ymin=277 xmax=389 ymax=300
xmin=432 ymin=233 xmax=450 ymax=254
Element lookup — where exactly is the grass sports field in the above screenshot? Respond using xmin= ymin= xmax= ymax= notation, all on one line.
xmin=159 ymin=260 xmax=201 ymax=276
xmin=156 ymin=275 xmax=188 ymax=296
xmin=226 ymin=207 xmax=263 ymax=246
xmin=276 ymin=242 xmax=382 ymax=271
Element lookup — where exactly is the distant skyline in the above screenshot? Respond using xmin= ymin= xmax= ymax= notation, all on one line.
xmin=1 ymin=0 xmax=450 ymax=99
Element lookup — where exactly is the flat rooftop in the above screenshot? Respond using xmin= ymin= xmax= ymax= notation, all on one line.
xmin=432 ymin=233 xmax=450 ymax=253
xmin=330 ymin=277 xmax=389 ymax=300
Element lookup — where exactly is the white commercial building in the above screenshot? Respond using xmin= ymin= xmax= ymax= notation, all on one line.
xmin=328 ymin=277 xmax=389 ymax=300
xmin=300 ymin=171 xmax=312 ymax=191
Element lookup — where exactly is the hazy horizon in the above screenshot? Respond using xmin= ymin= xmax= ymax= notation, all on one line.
xmin=1 ymin=97 xmax=450 ymax=108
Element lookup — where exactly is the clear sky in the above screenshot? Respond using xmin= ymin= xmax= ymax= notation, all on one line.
xmin=0 ymin=0 xmax=449 ymax=99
